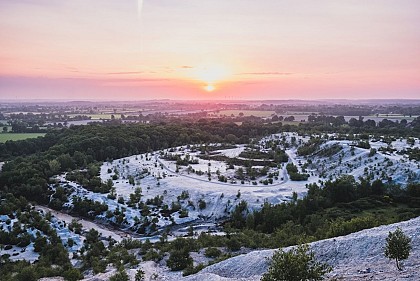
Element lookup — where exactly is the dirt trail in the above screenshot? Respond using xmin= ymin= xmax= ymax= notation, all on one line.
xmin=36 ymin=206 xmax=127 ymax=242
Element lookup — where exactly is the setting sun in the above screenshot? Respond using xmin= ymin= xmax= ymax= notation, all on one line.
xmin=192 ymin=64 xmax=231 ymax=92
xmin=205 ymin=84 xmax=215 ymax=92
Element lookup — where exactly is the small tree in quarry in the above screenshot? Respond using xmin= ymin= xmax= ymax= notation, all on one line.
xmin=261 ymin=244 xmax=332 ymax=281
xmin=384 ymin=227 xmax=411 ymax=271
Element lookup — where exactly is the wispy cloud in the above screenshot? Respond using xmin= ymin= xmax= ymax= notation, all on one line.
xmin=106 ymin=71 xmax=144 ymax=75
xmin=106 ymin=78 xmax=171 ymax=83
xmin=0 ymin=75 xmax=170 ymax=84
xmin=237 ymin=72 xmax=293 ymax=76
xmin=137 ymin=0 xmax=144 ymax=20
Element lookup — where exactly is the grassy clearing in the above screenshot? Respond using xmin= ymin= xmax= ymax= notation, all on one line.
xmin=0 ymin=133 xmax=45 ymax=143
xmin=88 ymin=114 xmax=118 ymax=120
xmin=265 ymin=120 xmax=302 ymax=125
xmin=370 ymin=114 xmax=418 ymax=120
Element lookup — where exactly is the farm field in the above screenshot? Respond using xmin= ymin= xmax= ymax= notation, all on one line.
xmin=284 ymin=114 xmax=418 ymax=123
xmin=215 ymin=110 xmax=276 ymax=117
xmin=0 ymin=133 xmax=45 ymax=143
xmin=212 ymin=110 xmax=418 ymax=123
xmin=373 ymin=114 xmax=418 ymax=120
xmin=67 ymin=113 xmax=119 ymax=120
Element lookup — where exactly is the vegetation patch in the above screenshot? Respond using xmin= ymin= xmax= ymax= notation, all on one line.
xmin=0 ymin=133 xmax=45 ymax=143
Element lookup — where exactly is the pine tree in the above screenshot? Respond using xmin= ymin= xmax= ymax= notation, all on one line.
xmin=135 ymin=268 xmax=145 ymax=281
xmin=167 ymin=249 xmax=193 ymax=271
xmin=384 ymin=227 xmax=412 ymax=271
xmin=109 ymin=270 xmax=128 ymax=281
xmin=261 ymin=244 xmax=331 ymax=281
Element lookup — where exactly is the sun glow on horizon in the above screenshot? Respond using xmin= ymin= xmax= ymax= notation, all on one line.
xmin=205 ymin=84 xmax=215 ymax=92
xmin=191 ymin=63 xmax=231 ymax=92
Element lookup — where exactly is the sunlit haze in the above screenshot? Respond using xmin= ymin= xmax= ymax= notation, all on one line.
xmin=1 ymin=0 xmax=419 ymax=100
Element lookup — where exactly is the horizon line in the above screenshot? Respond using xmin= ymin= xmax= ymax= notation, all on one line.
xmin=2 ymin=98 xmax=420 ymax=103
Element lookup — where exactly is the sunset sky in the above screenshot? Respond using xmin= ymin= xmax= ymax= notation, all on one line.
xmin=1 ymin=0 xmax=419 ymax=100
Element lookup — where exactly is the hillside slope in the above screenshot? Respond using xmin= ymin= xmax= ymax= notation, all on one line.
xmin=183 ymin=216 xmax=420 ymax=281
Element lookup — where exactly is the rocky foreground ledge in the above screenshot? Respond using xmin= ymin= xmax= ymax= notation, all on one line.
xmin=183 ymin=216 xmax=420 ymax=281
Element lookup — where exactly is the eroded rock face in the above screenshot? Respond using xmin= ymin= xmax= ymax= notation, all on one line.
xmin=184 ymin=216 xmax=420 ymax=281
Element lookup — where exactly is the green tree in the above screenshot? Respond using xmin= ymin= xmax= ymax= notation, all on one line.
xmin=16 ymin=267 xmax=37 ymax=281
xmin=235 ymin=167 xmax=245 ymax=180
xmin=167 ymin=249 xmax=193 ymax=271
xmin=33 ymin=235 xmax=48 ymax=252
xmin=198 ymin=199 xmax=206 ymax=210
xmin=48 ymin=159 xmax=61 ymax=175
xmin=135 ymin=268 xmax=145 ymax=281
xmin=384 ymin=227 xmax=412 ymax=271
xmin=109 ymin=270 xmax=129 ymax=281
xmin=205 ymin=247 xmax=221 ymax=258
xmin=261 ymin=244 xmax=331 ymax=281
xmin=63 ymin=268 xmax=83 ymax=281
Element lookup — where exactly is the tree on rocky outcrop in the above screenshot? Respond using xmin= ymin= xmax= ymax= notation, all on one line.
xmin=384 ymin=227 xmax=411 ymax=271
xmin=166 ymin=249 xmax=193 ymax=271
xmin=166 ymin=238 xmax=194 ymax=271
xmin=261 ymin=244 xmax=332 ymax=281
xmin=109 ymin=269 xmax=129 ymax=281
xmin=135 ymin=268 xmax=145 ymax=281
